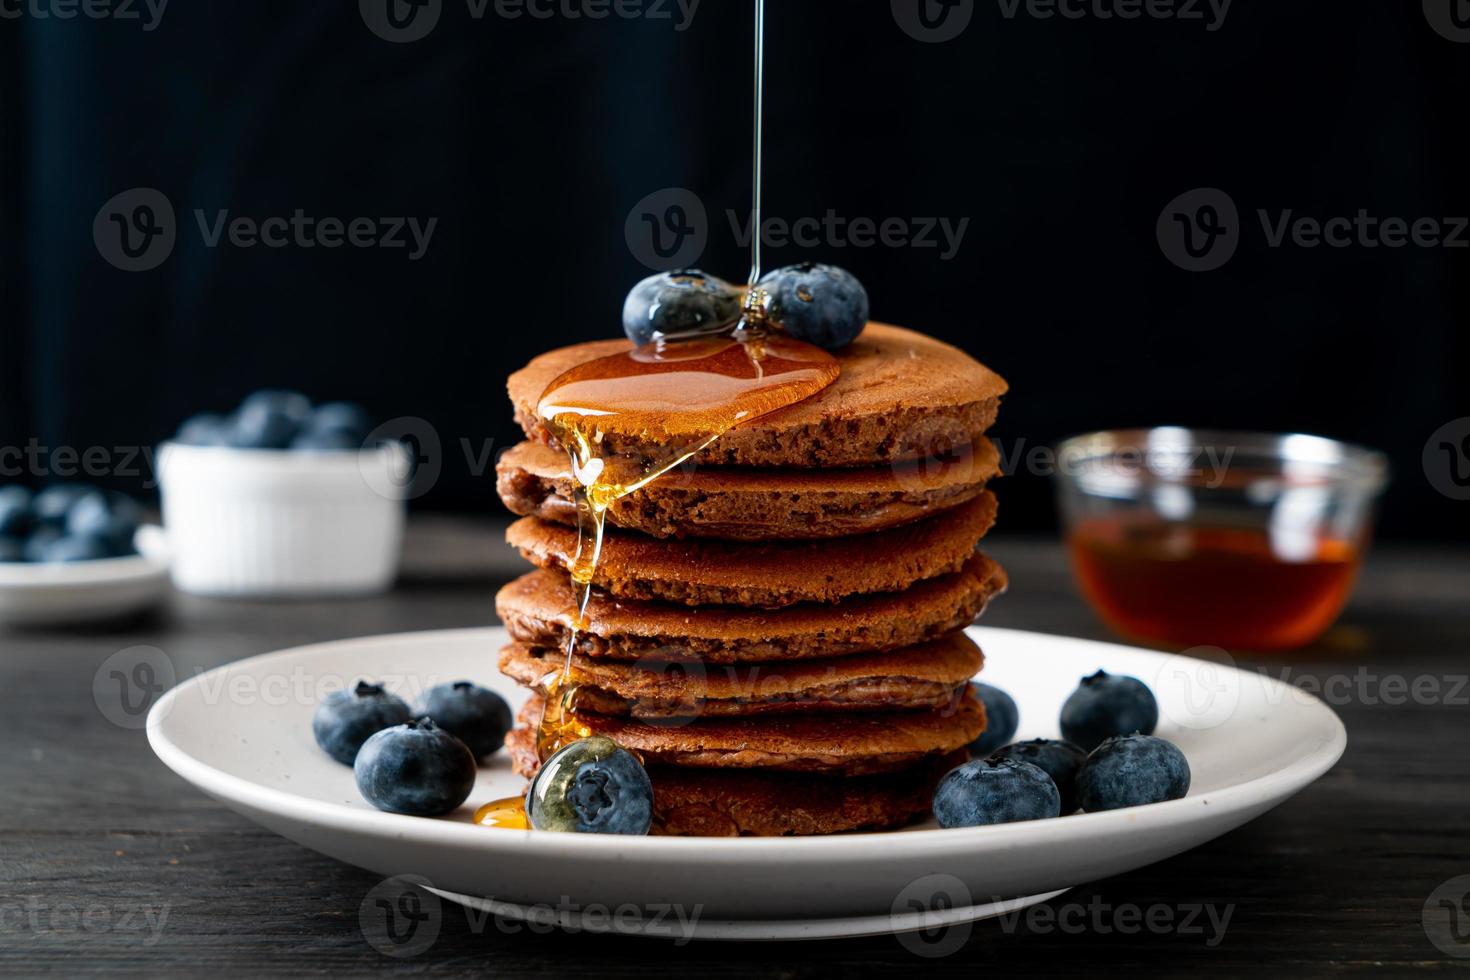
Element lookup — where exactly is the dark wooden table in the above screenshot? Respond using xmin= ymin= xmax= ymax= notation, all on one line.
xmin=4 ymin=517 xmax=1469 ymax=977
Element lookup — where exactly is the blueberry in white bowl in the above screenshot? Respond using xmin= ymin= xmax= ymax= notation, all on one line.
xmin=414 ymin=681 xmax=512 ymax=762
xmin=1060 ymin=669 xmax=1159 ymax=752
xmin=622 ymin=269 xmax=742 ymax=346
xmin=759 ymin=262 xmax=869 ymax=351
xmin=933 ymin=756 xmax=1062 ymax=828
xmin=354 ymin=718 xmax=477 ymax=817
xmin=526 ymin=736 xmax=654 ymax=835
xmin=174 ymin=391 xmax=375 ymax=453
xmin=1077 ymin=734 xmax=1191 ymax=812
xmin=968 ymin=682 xmax=1020 ymax=755
xmin=992 ymin=738 xmax=1089 ymax=814
xmin=312 ymin=681 xmax=412 ymax=766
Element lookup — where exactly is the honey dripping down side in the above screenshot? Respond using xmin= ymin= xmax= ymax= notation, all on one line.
xmin=531 ymin=331 xmax=840 ymax=759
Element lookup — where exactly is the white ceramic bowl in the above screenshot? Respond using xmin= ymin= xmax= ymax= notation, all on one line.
xmin=157 ymin=442 xmax=409 ymax=598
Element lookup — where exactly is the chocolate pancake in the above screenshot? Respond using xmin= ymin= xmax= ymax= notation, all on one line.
xmin=496 ymin=438 xmax=1000 ymax=541
xmin=511 ymin=690 xmax=983 ymax=775
xmin=497 ymin=554 xmax=1005 ymax=663
xmin=505 ymin=492 xmax=996 ymax=608
xmin=507 ymin=724 xmax=965 ymax=835
xmin=498 ymin=631 xmax=982 ymax=718
xmin=508 ymin=323 xmax=1008 ymax=468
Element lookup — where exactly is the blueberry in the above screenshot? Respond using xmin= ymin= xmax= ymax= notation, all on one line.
xmin=22 ymin=526 xmax=63 ymax=562
xmin=993 ymin=738 xmax=1089 ymax=814
xmin=758 ymin=262 xmax=869 ymax=350
xmin=1060 ymin=670 xmax=1159 ymax=751
xmin=290 ymin=429 xmax=363 ymax=452
xmin=414 ymin=681 xmax=513 ymax=762
xmin=312 ymin=681 xmax=413 ymax=766
xmin=621 ymin=269 xmax=742 ymax=346
xmin=229 ymin=406 xmax=299 ymax=449
xmin=240 ymin=389 xmax=313 ymax=424
xmin=1077 ymin=734 xmax=1191 ymax=812
xmin=968 ymin=682 xmax=1019 ymax=755
xmin=527 ymin=736 xmax=653 ymax=835
xmin=31 ymin=533 xmax=113 ymax=563
xmin=306 ymin=402 xmax=372 ymax=440
xmin=176 ymin=413 xmax=232 ymax=447
xmin=31 ymin=485 xmax=91 ymax=528
xmin=65 ymin=492 xmax=140 ymax=556
xmin=0 ymin=536 xmax=26 ymax=562
xmin=932 ymin=757 xmax=1061 ymax=828
xmin=0 ymin=486 xmax=34 ymax=537
xmin=354 ymin=718 xmax=477 ymax=817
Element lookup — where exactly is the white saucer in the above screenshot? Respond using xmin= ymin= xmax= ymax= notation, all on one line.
xmin=147 ymin=626 xmax=1345 ymax=930
xmin=0 ymin=525 xmax=170 ymax=627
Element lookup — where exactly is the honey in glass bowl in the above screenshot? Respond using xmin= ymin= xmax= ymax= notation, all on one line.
xmin=1055 ymin=428 xmax=1388 ymax=651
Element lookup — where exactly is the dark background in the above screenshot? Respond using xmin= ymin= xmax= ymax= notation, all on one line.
xmin=2 ymin=0 xmax=1466 ymax=539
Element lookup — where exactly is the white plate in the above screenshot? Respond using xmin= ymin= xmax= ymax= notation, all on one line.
xmin=0 ymin=525 xmax=170 ymax=627
xmin=147 ymin=625 xmax=1345 ymax=933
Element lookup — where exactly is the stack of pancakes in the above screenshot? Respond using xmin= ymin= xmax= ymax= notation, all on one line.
xmin=494 ymin=323 xmax=1009 ymax=836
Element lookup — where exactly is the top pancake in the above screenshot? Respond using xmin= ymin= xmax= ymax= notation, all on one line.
xmin=508 ymin=323 xmax=1008 ymax=468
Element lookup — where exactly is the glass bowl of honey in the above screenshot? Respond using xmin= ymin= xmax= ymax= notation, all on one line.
xmin=1055 ymin=427 xmax=1388 ymax=651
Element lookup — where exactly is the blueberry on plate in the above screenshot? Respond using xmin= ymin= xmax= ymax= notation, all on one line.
xmin=65 ymin=492 xmax=140 ymax=556
xmin=759 ymin=262 xmax=869 ymax=350
xmin=622 ymin=269 xmax=742 ymax=346
xmin=176 ymin=413 xmax=231 ymax=447
xmin=354 ymin=718 xmax=477 ymax=817
xmin=992 ymin=738 xmax=1089 ymax=814
xmin=31 ymin=533 xmax=113 ymax=563
xmin=0 ymin=486 xmax=34 ymax=537
xmin=526 ymin=735 xmax=654 ymax=835
xmin=31 ymin=485 xmax=91 ymax=528
xmin=1077 ymin=734 xmax=1191 ymax=812
xmin=312 ymin=681 xmax=413 ymax=765
xmin=229 ymin=403 xmax=300 ymax=449
xmin=414 ymin=681 xmax=513 ymax=762
xmin=968 ymin=682 xmax=1019 ymax=755
xmin=932 ymin=756 xmax=1061 ymax=828
xmin=1059 ymin=669 xmax=1159 ymax=752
